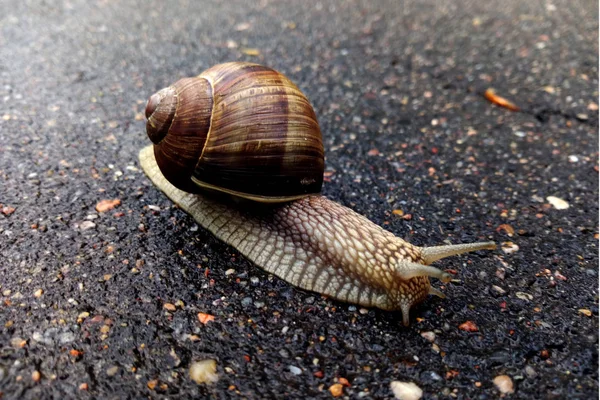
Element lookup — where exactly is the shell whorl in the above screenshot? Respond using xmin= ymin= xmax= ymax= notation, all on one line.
xmin=145 ymin=62 xmax=324 ymax=202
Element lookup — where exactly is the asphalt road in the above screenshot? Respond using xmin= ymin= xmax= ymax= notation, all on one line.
xmin=0 ymin=1 xmax=598 ymax=398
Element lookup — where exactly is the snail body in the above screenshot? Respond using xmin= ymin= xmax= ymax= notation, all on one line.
xmin=141 ymin=62 xmax=495 ymax=326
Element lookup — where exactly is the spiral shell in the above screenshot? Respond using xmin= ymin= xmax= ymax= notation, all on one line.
xmin=145 ymin=62 xmax=324 ymax=202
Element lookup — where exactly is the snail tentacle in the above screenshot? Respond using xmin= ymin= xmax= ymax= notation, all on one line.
xmin=420 ymin=242 xmax=497 ymax=265
xmin=428 ymin=286 xmax=446 ymax=298
xmin=395 ymin=262 xmax=453 ymax=283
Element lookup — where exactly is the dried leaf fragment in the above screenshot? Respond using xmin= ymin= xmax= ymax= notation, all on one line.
xmin=70 ymin=349 xmax=83 ymax=357
xmin=484 ymin=88 xmax=520 ymax=111
xmin=96 ymin=199 xmax=121 ymax=212
xmin=496 ymin=224 xmax=515 ymax=236
xmin=392 ymin=209 xmax=404 ymax=217
xmin=197 ymin=312 xmax=215 ymax=324
xmin=458 ymin=321 xmax=479 ymax=332
xmin=578 ymin=308 xmax=592 ymax=317
xmin=338 ymin=377 xmax=350 ymax=386
xmin=241 ymin=48 xmax=261 ymax=56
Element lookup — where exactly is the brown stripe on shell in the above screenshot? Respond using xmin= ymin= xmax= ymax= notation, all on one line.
xmin=153 ymin=77 xmax=213 ymax=192
xmin=193 ymin=63 xmax=324 ymax=201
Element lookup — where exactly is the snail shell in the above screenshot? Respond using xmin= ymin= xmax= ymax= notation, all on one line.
xmin=141 ymin=62 xmax=496 ymax=326
xmin=146 ymin=62 xmax=324 ymax=202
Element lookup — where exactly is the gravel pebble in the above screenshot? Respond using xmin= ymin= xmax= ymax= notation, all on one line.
xmin=189 ymin=360 xmax=219 ymax=384
xmin=493 ymin=375 xmax=515 ymax=394
xmin=390 ymin=381 xmax=423 ymax=400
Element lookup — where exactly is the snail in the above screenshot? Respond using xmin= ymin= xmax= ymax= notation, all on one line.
xmin=139 ymin=62 xmax=496 ymax=326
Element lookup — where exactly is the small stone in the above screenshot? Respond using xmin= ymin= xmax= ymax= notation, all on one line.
xmin=79 ymin=382 xmax=88 ymax=390
xmin=10 ymin=337 xmax=26 ymax=348
xmin=147 ymin=205 xmax=160 ymax=211
xmin=34 ymin=289 xmax=43 ymax=298
xmin=96 ymin=199 xmax=121 ymax=213
xmin=390 ymin=381 xmax=423 ymax=400
xmin=496 ymin=268 xmax=506 ymax=280
xmin=420 ymin=331 xmax=436 ymax=342
xmin=578 ymin=308 xmax=592 ymax=317
xmin=32 ymin=370 xmax=41 ymax=382
xmin=241 ymin=48 xmax=261 ymax=56
xmin=547 ymin=196 xmax=569 ymax=210
xmin=163 ymin=303 xmax=176 ymax=311
xmin=288 ymin=365 xmax=302 ymax=375
xmin=235 ymin=22 xmax=251 ymax=31
xmin=524 ymin=366 xmax=537 ymax=378
xmin=1 ymin=206 xmax=16 ymax=216
xmin=516 ymin=292 xmax=533 ymax=301
xmin=106 ymin=366 xmax=119 ymax=376
xmin=492 ymin=285 xmax=506 ymax=295
xmin=493 ymin=375 xmax=515 ymax=394
xmin=241 ymin=297 xmax=252 ymax=306
xmin=458 ymin=321 xmax=478 ymax=332
xmin=568 ymin=155 xmax=579 ymax=163
xmin=329 ymin=383 xmax=344 ymax=397
xmin=189 ymin=359 xmax=219 ymax=384
xmin=79 ymin=221 xmax=96 ymax=230
xmin=225 ymin=269 xmax=235 ymax=276
xmin=502 ymin=242 xmax=520 ymax=254
xmin=59 ymin=332 xmax=75 ymax=344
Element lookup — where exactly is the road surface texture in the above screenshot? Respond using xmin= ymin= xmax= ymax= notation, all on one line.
xmin=0 ymin=0 xmax=598 ymax=398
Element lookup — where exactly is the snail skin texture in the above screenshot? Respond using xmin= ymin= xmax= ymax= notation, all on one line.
xmin=140 ymin=62 xmax=496 ymax=326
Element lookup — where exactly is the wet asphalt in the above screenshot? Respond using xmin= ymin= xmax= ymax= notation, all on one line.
xmin=0 ymin=1 xmax=598 ymax=398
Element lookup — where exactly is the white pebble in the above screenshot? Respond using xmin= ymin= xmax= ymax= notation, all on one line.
xmin=288 ymin=365 xmax=302 ymax=375
xmin=546 ymin=196 xmax=569 ymax=210
xmin=420 ymin=331 xmax=436 ymax=342
xmin=390 ymin=381 xmax=423 ymax=400
xmin=78 ymin=221 xmax=96 ymax=231
xmin=493 ymin=375 xmax=515 ymax=394
xmin=189 ymin=359 xmax=219 ymax=384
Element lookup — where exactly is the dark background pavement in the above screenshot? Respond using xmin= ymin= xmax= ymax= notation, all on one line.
xmin=0 ymin=1 xmax=598 ymax=398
